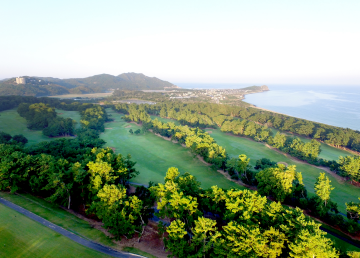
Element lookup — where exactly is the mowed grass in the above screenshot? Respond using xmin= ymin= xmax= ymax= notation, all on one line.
xmin=0 ymin=109 xmax=81 ymax=146
xmin=101 ymin=109 xmax=242 ymax=190
xmin=0 ymin=109 xmax=53 ymax=145
xmin=0 ymin=192 xmax=115 ymax=248
xmin=206 ymin=129 xmax=360 ymax=213
xmin=0 ymin=202 xmax=111 ymax=258
xmin=0 ymin=192 xmax=161 ymax=258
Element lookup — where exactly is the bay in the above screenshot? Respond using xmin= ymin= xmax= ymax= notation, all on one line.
xmin=177 ymin=83 xmax=360 ymax=131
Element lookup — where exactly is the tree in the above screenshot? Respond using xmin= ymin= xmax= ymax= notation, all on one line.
xmin=254 ymin=158 xmax=277 ymax=170
xmin=42 ymin=158 xmax=73 ymax=209
xmin=238 ymin=154 xmax=251 ymax=179
xmin=314 ymin=172 xmax=334 ymax=207
xmin=12 ymin=134 xmax=28 ymax=145
xmin=151 ymin=168 xmax=200 ymax=230
xmin=92 ymin=184 xmax=146 ymax=239
xmin=269 ymin=132 xmax=287 ymax=149
xmin=164 ymin=219 xmax=192 ymax=258
xmin=191 ymin=217 xmax=221 ymax=258
xmin=256 ymin=164 xmax=303 ymax=202
xmin=0 ymin=132 xmax=12 ymax=144
xmin=226 ymin=154 xmax=251 ymax=180
xmin=288 ymin=226 xmax=338 ymax=258
xmin=338 ymin=156 xmax=360 ymax=182
xmin=346 ymin=197 xmax=360 ymax=221
xmin=129 ymin=128 xmax=133 ymax=134
xmin=348 ymin=251 xmax=360 ymax=258
xmin=0 ymin=149 xmax=29 ymax=193
xmin=134 ymin=129 xmax=141 ymax=135
xmin=218 ymin=222 xmax=287 ymax=257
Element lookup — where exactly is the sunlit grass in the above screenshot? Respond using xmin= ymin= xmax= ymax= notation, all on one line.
xmin=0 ymin=202 xmax=111 ymax=258
xmin=101 ymin=109 xmax=242 ymax=190
xmin=0 ymin=108 xmax=81 ymax=145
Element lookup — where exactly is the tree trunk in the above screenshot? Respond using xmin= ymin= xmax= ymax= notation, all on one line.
xmin=66 ymin=189 xmax=71 ymax=209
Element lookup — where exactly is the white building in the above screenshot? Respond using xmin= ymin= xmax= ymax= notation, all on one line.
xmin=16 ymin=77 xmax=26 ymax=84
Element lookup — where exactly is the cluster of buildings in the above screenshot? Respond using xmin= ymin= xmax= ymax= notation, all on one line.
xmin=15 ymin=77 xmax=49 ymax=85
xmin=168 ymin=88 xmax=247 ymax=103
xmin=169 ymin=91 xmax=198 ymax=99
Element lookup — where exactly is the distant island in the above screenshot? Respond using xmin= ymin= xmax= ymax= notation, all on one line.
xmin=0 ymin=73 xmax=179 ymax=97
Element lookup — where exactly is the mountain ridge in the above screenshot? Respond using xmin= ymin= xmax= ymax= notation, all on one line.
xmin=0 ymin=73 xmax=179 ymax=97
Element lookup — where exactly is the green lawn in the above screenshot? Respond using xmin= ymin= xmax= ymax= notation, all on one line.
xmin=0 ymin=109 xmax=54 ymax=145
xmin=0 ymin=202 xmax=111 ymax=258
xmin=0 ymin=192 xmax=156 ymax=258
xmin=0 ymin=192 xmax=115 ymax=248
xmin=0 ymin=109 xmax=81 ymax=146
xmin=101 ymin=109 xmax=241 ymax=190
xmin=206 ymin=129 xmax=360 ymax=213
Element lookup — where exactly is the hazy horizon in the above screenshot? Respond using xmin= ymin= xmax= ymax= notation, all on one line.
xmin=1 ymin=74 xmax=359 ymax=87
xmin=1 ymin=1 xmax=359 ymax=85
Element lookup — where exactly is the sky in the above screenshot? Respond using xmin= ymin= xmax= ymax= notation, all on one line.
xmin=1 ymin=0 xmax=360 ymax=85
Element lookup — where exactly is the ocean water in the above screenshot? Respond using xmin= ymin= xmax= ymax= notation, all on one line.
xmin=177 ymin=83 xmax=360 ymax=131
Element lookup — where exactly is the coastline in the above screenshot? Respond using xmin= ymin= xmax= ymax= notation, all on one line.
xmin=242 ymin=85 xmax=360 ymax=131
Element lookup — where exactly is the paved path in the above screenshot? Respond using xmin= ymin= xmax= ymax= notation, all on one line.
xmin=0 ymin=198 xmax=144 ymax=258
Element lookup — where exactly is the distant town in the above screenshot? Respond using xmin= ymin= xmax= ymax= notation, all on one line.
xmin=167 ymin=85 xmax=269 ymax=104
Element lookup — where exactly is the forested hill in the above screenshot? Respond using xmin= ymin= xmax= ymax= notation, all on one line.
xmin=0 ymin=73 xmax=178 ymax=97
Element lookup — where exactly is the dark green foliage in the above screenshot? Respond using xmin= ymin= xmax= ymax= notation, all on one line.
xmin=0 ymin=132 xmax=28 ymax=146
xmin=0 ymin=95 xmax=79 ymax=113
xmin=254 ymin=158 xmax=277 ymax=170
xmin=308 ymin=195 xmax=339 ymax=218
xmin=43 ymin=117 xmax=76 ymax=137
xmin=343 ymin=220 xmax=360 ymax=235
xmin=0 ymin=132 xmax=12 ymax=144
xmin=132 ymin=184 xmax=155 ymax=224
xmin=12 ymin=134 xmax=28 ymax=145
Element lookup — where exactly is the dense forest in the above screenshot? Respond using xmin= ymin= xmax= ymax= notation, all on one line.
xmin=0 ymin=95 xmax=76 ymax=112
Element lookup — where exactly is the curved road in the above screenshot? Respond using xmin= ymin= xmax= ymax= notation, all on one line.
xmin=0 ymin=198 xmax=144 ymax=258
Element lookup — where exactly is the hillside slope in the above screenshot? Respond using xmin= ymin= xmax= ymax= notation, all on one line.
xmin=0 ymin=73 xmax=178 ymax=96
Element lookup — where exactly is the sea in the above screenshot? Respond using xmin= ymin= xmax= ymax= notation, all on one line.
xmin=176 ymin=83 xmax=360 ymax=131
